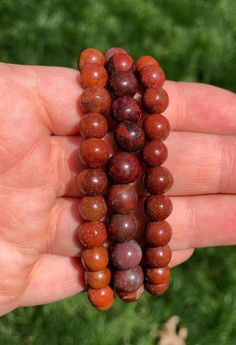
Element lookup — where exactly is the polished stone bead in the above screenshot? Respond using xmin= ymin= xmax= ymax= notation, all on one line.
xmin=78 ymin=221 xmax=107 ymax=248
xmin=142 ymin=87 xmax=169 ymax=113
xmin=80 ymin=86 xmax=111 ymax=114
xmin=145 ymin=195 xmax=173 ymax=221
xmin=109 ymin=71 xmax=138 ymax=97
xmin=88 ymin=285 xmax=114 ymax=308
xmin=144 ymin=166 xmax=173 ymax=194
xmin=79 ymin=113 xmax=108 ymax=138
xmin=145 ymin=245 xmax=172 ymax=268
xmin=106 ymin=53 xmax=134 ymax=74
xmin=80 ymin=138 xmax=110 ymax=168
xmin=111 ymin=240 xmax=142 ymax=270
xmin=145 ymin=281 xmax=169 ymax=296
xmin=108 ymin=213 xmax=138 ymax=242
xmin=139 ymin=65 xmax=165 ymax=88
xmin=135 ymin=55 xmax=159 ymax=72
xmin=77 ymin=168 xmax=108 ymax=196
xmin=117 ymin=284 xmax=144 ymax=302
xmin=81 ymin=246 xmax=109 ymax=271
xmin=145 ymin=221 xmax=172 ymax=247
xmin=105 ymin=47 xmax=127 ymax=62
xmin=142 ymin=114 xmax=170 ymax=140
xmin=114 ymin=121 xmax=145 ymax=152
xmin=107 ymin=152 xmax=141 ymax=184
xmin=80 ymin=63 xmax=108 ymax=88
xmin=145 ymin=267 xmax=170 ymax=284
xmin=141 ymin=140 xmax=168 ymax=166
xmin=111 ymin=96 xmax=141 ymax=122
xmin=79 ymin=195 xmax=107 ymax=221
xmin=114 ymin=265 xmax=144 ymax=292
xmin=85 ymin=267 xmax=111 ymax=289
xmin=107 ymin=184 xmax=138 ymax=214
xmin=78 ymin=48 xmax=105 ymax=70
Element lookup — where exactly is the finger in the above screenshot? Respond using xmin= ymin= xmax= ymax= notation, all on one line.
xmin=169 ymin=248 xmax=194 ymax=268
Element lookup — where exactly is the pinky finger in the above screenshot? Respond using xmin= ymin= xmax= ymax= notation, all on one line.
xmin=169 ymin=248 xmax=195 ymax=268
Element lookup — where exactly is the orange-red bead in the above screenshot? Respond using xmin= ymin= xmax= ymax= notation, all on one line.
xmin=117 ymin=284 xmax=144 ymax=302
xmin=145 ymin=281 xmax=170 ymax=296
xmin=141 ymin=140 xmax=168 ymax=167
xmin=144 ymin=166 xmax=173 ymax=194
xmin=80 ymin=138 xmax=110 ymax=168
xmin=142 ymin=87 xmax=169 ymax=114
xmin=106 ymin=53 xmax=134 ymax=74
xmin=107 ymin=184 xmax=138 ymax=214
xmin=88 ymin=285 xmax=114 ymax=308
xmin=139 ymin=65 xmax=165 ymax=89
xmin=77 ymin=168 xmax=108 ymax=196
xmin=145 ymin=221 xmax=172 ymax=247
xmin=79 ymin=195 xmax=107 ymax=221
xmin=105 ymin=47 xmax=127 ymax=62
xmin=81 ymin=246 xmax=109 ymax=271
xmin=80 ymin=63 xmax=108 ymax=88
xmin=78 ymin=222 xmax=107 ymax=248
xmin=80 ymin=86 xmax=111 ymax=114
xmin=145 ymin=266 xmax=170 ymax=284
xmin=142 ymin=114 xmax=170 ymax=141
xmin=145 ymin=245 xmax=172 ymax=268
xmin=78 ymin=48 xmax=105 ymax=70
xmin=135 ymin=55 xmax=159 ymax=72
xmin=145 ymin=195 xmax=173 ymax=221
xmin=85 ymin=268 xmax=111 ymax=289
xmin=79 ymin=113 xmax=108 ymax=138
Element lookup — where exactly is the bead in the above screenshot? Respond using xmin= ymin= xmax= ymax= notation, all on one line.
xmin=106 ymin=53 xmax=134 ymax=74
xmin=141 ymin=140 xmax=168 ymax=166
xmin=77 ymin=168 xmax=108 ymax=196
xmin=78 ymin=221 xmax=107 ymax=248
xmin=117 ymin=284 xmax=144 ymax=302
xmin=144 ymin=166 xmax=173 ymax=194
xmin=108 ymin=214 xmax=138 ymax=242
xmin=145 ymin=195 xmax=173 ymax=221
xmin=114 ymin=121 xmax=145 ymax=152
xmin=88 ymin=285 xmax=114 ymax=308
xmin=145 ymin=245 xmax=172 ymax=268
xmin=107 ymin=152 xmax=141 ymax=184
xmin=85 ymin=268 xmax=111 ymax=289
xmin=145 ymin=267 xmax=170 ymax=284
xmin=111 ymin=96 xmax=141 ymax=122
xmin=81 ymin=246 xmax=109 ymax=271
xmin=139 ymin=65 xmax=165 ymax=88
xmin=107 ymin=184 xmax=138 ymax=214
xmin=111 ymin=240 xmax=142 ymax=270
xmin=96 ymin=299 xmax=114 ymax=311
xmin=105 ymin=47 xmax=127 ymax=62
xmin=78 ymin=48 xmax=105 ymax=70
xmin=114 ymin=265 xmax=144 ymax=292
xmin=80 ymin=138 xmax=110 ymax=168
xmin=145 ymin=281 xmax=169 ymax=296
xmin=142 ymin=114 xmax=170 ymax=140
xmin=145 ymin=221 xmax=172 ymax=247
xmin=109 ymin=71 xmax=138 ymax=97
xmin=79 ymin=113 xmax=108 ymax=138
xmin=79 ymin=195 xmax=107 ymax=221
xmin=142 ymin=87 xmax=169 ymax=113
xmin=135 ymin=55 xmax=159 ymax=72
xmin=80 ymin=86 xmax=111 ymax=114
xmin=80 ymin=63 xmax=108 ymax=88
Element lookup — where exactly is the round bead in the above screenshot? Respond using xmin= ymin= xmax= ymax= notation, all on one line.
xmin=117 ymin=284 xmax=144 ymax=302
xmin=108 ymin=214 xmax=138 ymax=242
xmin=80 ymin=63 xmax=108 ymax=88
xmin=96 ymin=299 xmax=114 ymax=311
xmin=143 ymin=114 xmax=170 ymax=140
xmin=77 ymin=168 xmax=108 ymax=196
xmin=145 ymin=267 xmax=170 ymax=284
xmin=107 ymin=152 xmax=141 ymax=184
xmin=79 ymin=195 xmax=107 ymax=221
xmin=79 ymin=113 xmax=108 ymax=138
xmin=105 ymin=47 xmax=127 ymax=62
xmin=81 ymin=246 xmax=109 ymax=271
xmin=144 ymin=166 xmax=173 ymax=194
xmin=141 ymin=140 xmax=168 ymax=166
xmin=145 ymin=245 xmax=172 ymax=268
xmin=80 ymin=138 xmax=110 ymax=168
xmin=78 ymin=48 xmax=105 ymax=70
xmin=114 ymin=121 xmax=145 ymax=152
xmin=145 ymin=221 xmax=172 ymax=247
xmin=80 ymin=86 xmax=111 ymax=114
xmin=139 ymin=65 xmax=165 ymax=88
xmin=106 ymin=53 xmax=134 ymax=74
xmin=114 ymin=266 xmax=144 ymax=292
xmin=145 ymin=195 xmax=173 ymax=221
xmin=88 ymin=285 xmax=114 ymax=308
xmin=135 ymin=55 xmax=159 ymax=72
xmin=111 ymin=240 xmax=142 ymax=270
xmin=85 ymin=268 xmax=111 ymax=289
xmin=145 ymin=281 xmax=169 ymax=296
xmin=109 ymin=71 xmax=138 ymax=97
xmin=111 ymin=96 xmax=141 ymax=122
xmin=78 ymin=221 xmax=107 ymax=248
xmin=107 ymin=184 xmax=138 ymax=214
xmin=142 ymin=87 xmax=169 ymax=113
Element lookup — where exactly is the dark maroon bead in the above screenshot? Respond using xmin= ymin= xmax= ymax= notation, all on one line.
xmin=107 ymin=184 xmax=138 ymax=214
xmin=114 ymin=121 xmax=145 ymax=152
xmin=111 ymin=240 xmax=142 ymax=270
xmin=145 ymin=221 xmax=172 ymax=247
xmin=145 ymin=195 xmax=173 ymax=221
xmin=108 ymin=214 xmax=138 ymax=242
xmin=114 ymin=266 xmax=144 ymax=292
xmin=107 ymin=152 xmax=141 ymax=184
xmin=109 ymin=71 xmax=138 ymax=97
xmin=141 ymin=140 xmax=168 ymax=166
xmin=139 ymin=64 xmax=166 ymax=88
xmin=106 ymin=53 xmax=134 ymax=74
xmin=142 ymin=114 xmax=170 ymax=141
xmin=142 ymin=87 xmax=169 ymax=113
xmin=145 ymin=245 xmax=172 ymax=268
xmin=145 ymin=281 xmax=169 ymax=296
xmin=111 ymin=96 xmax=141 ymax=122
xmin=144 ymin=166 xmax=173 ymax=194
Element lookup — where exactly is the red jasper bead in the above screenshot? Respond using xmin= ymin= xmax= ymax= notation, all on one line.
xmin=107 ymin=184 xmax=138 ymax=214
xmin=77 ymin=168 xmax=108 ymax=196
xmin=117 ymin=284 xmax=144 ymax=302
xmin=79 ymin=195 xmax=107 ymax=221
xmin=114 ymin=121 xmax=145 ymax=152
xmin=143 ymin=114 xmax=170 ymax=140
xmin=88 ymin=285 xmax=114 ymax=308
xmin=114 ymin=265 xmax=144 ymax=292
xmin=79 ymin=113 xmax=108 ymax=138
xmin=80 ymin=86 xmax=111 ymax=114
xmin=78 ymin=221 xmax=107 ymax=248
xmin=85 ymin=267 xmax=111 ymax=289
xmin=145 ymin=266 xmax=170 ymax=284
xmin=145 ymin=221 xmax=172 ymax=247
xmin=111 ymin=240 xmax=142 ymax=270
xmin=145 ymin=245 xmax=172 ymax=268
xmin=145 ymin=195 xmax=173 ymax=221
xmin=135 ymin=55 xmax=159 ymax=72
xmin=145 ymin=281 xmax=170 ymax=296
xmin=139 ymin=64 xmax=165 ymax=88
xmin=106 ymin=53 xmax=134 ymax=74
xmin=142 ymin=87 xmax=169 ymax=113
xmin=108 ymin=213 xmax=138 ymax=242
xmin=80 ymin=63 xmax=108 ymax=88
xmin=109 ymin=71 xmax=138 ymax=97
xmin=80 ymin=138 xmax=110 ymax=168
xmin=141 ymin=140 xmax=168 ymax=166
xmin=144 ymin=166 xmax=173 ymax=194
xmin=107 ymin=152 xmax=141 ymax=184
xmin=111 ymin=96 xmax=141 ymax=122
xmin=78 ymin=48 xmax=105 ymax=70
xmin=105 ymin=47 xmax=127 ymax=62
xmin=81 ymin=246 xmax=109 ymax=271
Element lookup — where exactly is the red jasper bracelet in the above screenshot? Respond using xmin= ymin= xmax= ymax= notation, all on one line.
xmin=77 ymin=47 xmax=173 ymax=311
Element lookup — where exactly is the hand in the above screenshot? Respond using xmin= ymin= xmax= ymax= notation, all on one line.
xmin=0 ymin=63 xmax=235 ymax=316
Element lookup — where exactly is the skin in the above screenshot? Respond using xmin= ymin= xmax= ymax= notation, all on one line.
xmin=0 ymin=63 xmax=235 ymax=316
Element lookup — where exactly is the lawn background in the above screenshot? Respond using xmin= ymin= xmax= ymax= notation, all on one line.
xmin=0 ymin=0 xmax=236 ymax=344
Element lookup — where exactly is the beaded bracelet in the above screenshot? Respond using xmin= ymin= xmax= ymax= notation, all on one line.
xmin=77 ymin=47 xmax=173 ymax=310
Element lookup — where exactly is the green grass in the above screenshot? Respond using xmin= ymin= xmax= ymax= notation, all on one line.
xmin=0 ymin=0 xmax=236 ymax=344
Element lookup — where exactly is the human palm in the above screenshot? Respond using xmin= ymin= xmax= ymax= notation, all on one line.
xmin=0 ymin=63 xmax=235 ymax=316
